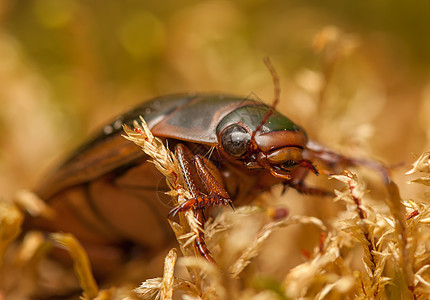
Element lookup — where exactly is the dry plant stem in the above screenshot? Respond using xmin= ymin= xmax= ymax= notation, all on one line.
xmin=346 ymin=174 xmax=378 ymax=290
xmin=168 ymin=220 xmax=202 ymax=288
xmin=134 ymin=277 xmax=200 ymax=300
xmin=133 ymin=249 xmax=200 ymax=299
xmin=12 ymin=189 xmax=55 ymax=219
xmin=284 ymin=237 xmax=354 ymax=298
xmin=122 ymin=118 xmax=207 ymax=289
xmin=332 ymin=171 xmax=384 ymax=299
xmin=345 ymin=174 xmax=377 ymax=266
xmin=386 ymin=181 xmax=415 ymax=298
xmin=2 ymin=189 xmax=52 ymax=265
xmin=179 ymin=256 xmax=227 ymax=300
xmin=50 ymin=233 xmax=99 ymax=299
xmin=406 ymin=151 xmax=430 ymax=186
xmin=406 ymin=151 xmax=430 ymax=174
xmin=193 ymin=209 xmax=215 ymax=264
xmin=0 ymin=201 xmax=23 ymax=267
xmin=230 ymin=215 xmax=326 ymax=278
xmin=406 ymin=151 xmax=430 ymax=297
xmin=160 ymin=249 xmax=177 ymax=300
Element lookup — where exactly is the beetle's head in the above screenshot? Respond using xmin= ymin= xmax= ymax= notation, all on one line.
xmin=216 ymin=104 xmax=318 ymax=180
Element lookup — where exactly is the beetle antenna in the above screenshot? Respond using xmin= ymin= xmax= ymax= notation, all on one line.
xmin=264 ymin=56 xmax=281 ymax=110
xmin=251 ymin=57 xmax=281 ymax=144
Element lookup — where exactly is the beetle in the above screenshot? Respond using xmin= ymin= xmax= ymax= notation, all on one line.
xmin=26 ymin=92 xmax=387 ymax=277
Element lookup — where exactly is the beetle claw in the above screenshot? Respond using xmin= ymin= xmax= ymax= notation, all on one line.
xmin=281 ymin=182 xmax=288 ymax=195
xmin=168 ymin=199 xmax=196 ymax=217
xmin=300 ymin=159 xmax=319 ymax=175
xmin=168 ymin=206 xmax=182 ymax=217
xmin=168 ymin=196 xmax=233 ymax=217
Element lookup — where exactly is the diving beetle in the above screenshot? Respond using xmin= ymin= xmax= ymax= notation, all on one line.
xmin=26 ymin=93 xmax=387 ymax=276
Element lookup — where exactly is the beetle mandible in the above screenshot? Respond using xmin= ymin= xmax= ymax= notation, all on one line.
xmin=26 ymin=92 xmax=387 ymax=276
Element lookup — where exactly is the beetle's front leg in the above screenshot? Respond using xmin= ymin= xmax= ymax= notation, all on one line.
xmin=193 ymin=208 xmax=215 ymax=263
xmin=169 ymin=143 xmax=232 ymax=263
xmin=169 ymin=144 xmax=232 ymax=216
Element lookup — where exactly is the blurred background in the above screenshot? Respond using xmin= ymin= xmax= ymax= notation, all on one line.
xmin=2 ymin=0 xmax=430 ymax=294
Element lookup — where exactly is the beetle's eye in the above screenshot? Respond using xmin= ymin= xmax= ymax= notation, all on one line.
xmin=221 ymin=124 xmax=251 ymax=157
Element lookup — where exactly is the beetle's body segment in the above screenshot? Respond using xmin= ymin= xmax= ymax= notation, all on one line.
xmin=28 ymin=93 xmax=328 ymax=275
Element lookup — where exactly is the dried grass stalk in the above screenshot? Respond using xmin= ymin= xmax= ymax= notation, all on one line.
xmin=13 ymin=189 xmax=55 ymax=219
xmin=122 ymin=118 xmax=200 ymax=239
xmin=123 ymin=120 xmax=201 ymax=225
xmin=230 ymin=215 xmax=326 ymax=278
xmin=281 ymin=167 xmax=430 ymax=299
xmin=134 ymin=277 xmax=200 ymax=300
xmin=406 ymin=151 xmax=430 ymax=174
xmin=0 ymin=200 xmax=23 ymax=266
xmin=407 ymin=151 xmax=430 ymax=185
xmin=122 ymin=118 xmax=205 ymax=291
xmin=161 ymin=248 xmax=177 ymax=300
xmin=178 ymin=256 xmax=226 ymax=300
xmin=385 ymin=181 xmax=414 ymax=297
xmin=50 ymin=233 xmax=99 ymax=299
xmin=134 ymin=248 xmax=201 ymax=300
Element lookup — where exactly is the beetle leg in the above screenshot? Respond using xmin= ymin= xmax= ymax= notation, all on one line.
xmin=194 ymin=155 xmax=233 ymax=209
xmin=306 ymin=140 xmax=391 ymax=183
xmin=172 ymin=144 xmax=215 ymax=262
xmin=174 ymin=144 xmax=202 ymax=199
xmin=168 ymin=144 xmax=204 ymax=215
xmin=255 ymin=152 xmax=292 ymax=180
xmin=169 ymin=145 xmax=232 ymax=217
xmin=194 ymin=209 xmax=215 ymax=263
xmin=168 ymin=200 xmax=196 ymax=217
xmin=285 ymin=181 xmax=333 ymax=197
xmin=170 ymin=144 xmax=232 ymax=263
xmin=168 ymin=194 xmax=232 ymax=216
